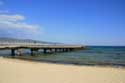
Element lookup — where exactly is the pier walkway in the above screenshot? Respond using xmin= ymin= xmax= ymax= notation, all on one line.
xmin=0 ymin=44 xmax=85 ymax=56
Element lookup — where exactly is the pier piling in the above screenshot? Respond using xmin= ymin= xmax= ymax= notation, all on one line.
xmin=11 ymin=49 xmax=15 ymax=56
xmin=43 ymin=48 xmax=47 ymax=54
xmin=30 ymin=49 xmax=34 ymax=56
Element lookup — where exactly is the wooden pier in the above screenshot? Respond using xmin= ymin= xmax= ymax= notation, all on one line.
xmin=0 ymin=44 xmax=85 ymax=56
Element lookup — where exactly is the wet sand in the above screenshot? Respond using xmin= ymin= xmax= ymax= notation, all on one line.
xmin=0 ymin=57 xmax=125 ymax=83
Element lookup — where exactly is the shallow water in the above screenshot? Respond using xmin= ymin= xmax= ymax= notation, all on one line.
xmin=0 ymin=46 xmax=125 ymax=67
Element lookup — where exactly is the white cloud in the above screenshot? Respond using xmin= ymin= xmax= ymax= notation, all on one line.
xmin=0 ymin=14 xmax=42 ymax=38
xmin=0 ymin=14 xmax=40 ymax=31
xmin=0 ymin=14 xmax=25 ymax=22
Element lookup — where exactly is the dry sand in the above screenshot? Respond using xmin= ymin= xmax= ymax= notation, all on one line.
xmin=0 ymin=57 xmax=125 ymax=83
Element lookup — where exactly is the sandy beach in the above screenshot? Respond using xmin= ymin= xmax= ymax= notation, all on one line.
xmin=0 ymin=57 xmax=125 ymax=83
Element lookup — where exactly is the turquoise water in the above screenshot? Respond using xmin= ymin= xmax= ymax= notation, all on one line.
xmin=0 ymin=46 xmax=125 ymax=67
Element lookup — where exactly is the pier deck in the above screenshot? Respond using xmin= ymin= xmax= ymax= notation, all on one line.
xmin=0 ymin=44 xmax=85 ymax=56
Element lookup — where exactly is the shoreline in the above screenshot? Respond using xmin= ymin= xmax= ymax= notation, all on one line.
xmin=0 ymin=57 xmax=125 ymax=83
xmin=2 ymin=56 xmax=125 ymax=69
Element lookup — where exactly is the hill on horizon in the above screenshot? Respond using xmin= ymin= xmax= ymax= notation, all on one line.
xmin=0 ymin=37 xmax=62 ymax=45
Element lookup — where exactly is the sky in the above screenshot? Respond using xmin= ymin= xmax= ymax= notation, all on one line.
xmin=0 ymin=0 xmax=125 ymax=46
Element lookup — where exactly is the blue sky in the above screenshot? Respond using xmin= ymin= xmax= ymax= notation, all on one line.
xmin=0 ymin=0 xmax=125 ymax=45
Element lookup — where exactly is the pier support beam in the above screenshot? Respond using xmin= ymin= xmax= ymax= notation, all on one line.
xmin=30 ymin=49 xmax=34 ymax=56
xmin=49 ymin=48 xmax=53 ymax=53
xmin=54 ymin=48 xmax=58 ymax=53
xmin=69 ymin=48 xmax=73 ymax=51
xmin=62 ymin=48 xmax=66 ymax=52
xmin=65 ymin=48 xmax=72 ymax=52
xmin=11 ymin=49 xmax=15 ymax=56
xmin=43 ymin=48 xmax=47 ymax=54
xmin=65 ymin=48 xmax=69 ymax=52
xmin=59 ymin=48 xmax=63 ymax=52
xmin=55 ymin=48 xmax=58 ymax=52
xmin=30 ymin=48 xmax=39 ymax=56
xmin=51 ymin=48 xmax=55 ymax=53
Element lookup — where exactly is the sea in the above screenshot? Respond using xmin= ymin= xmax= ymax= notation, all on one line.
xmin=0 ymin=46 xmax=125 ymax=67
